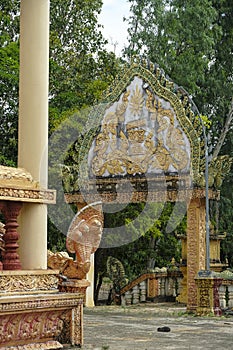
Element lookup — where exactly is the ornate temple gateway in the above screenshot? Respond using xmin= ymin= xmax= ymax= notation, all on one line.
xmin=0 ymin=0 xmax=231 ymax=346
xmin=63 ymin=57 xmax=231 ymax=312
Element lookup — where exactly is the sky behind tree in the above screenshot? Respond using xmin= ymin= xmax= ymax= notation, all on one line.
xmin=99 ymin=0 xmax=130 ymax=55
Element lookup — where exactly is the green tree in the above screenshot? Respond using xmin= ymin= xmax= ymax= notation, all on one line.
xmin=96 ymin=203 xmax=184 ymax=284
xmin=125 ymin=0 xmax=233 ymax=147
xmin=0 ymin=0 xmax=119 ymax=163
xmin=47 ymin=0 xmax=120 ymax=249
xmin=125 ymin=0 xmax=220 ymax=96
xmin=49 ymin=0 xmax=118 ymax=122
xmin=125 ymin=0 xmax=233 ymax=267
xmin=0 ymin=1 xmax=20 ymax=165
xmin=0 ymin=0 xmax=120 ymax=251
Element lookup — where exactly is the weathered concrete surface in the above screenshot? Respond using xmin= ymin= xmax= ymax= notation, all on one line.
xmin=77 ymin=303 xmax=233 ymax=350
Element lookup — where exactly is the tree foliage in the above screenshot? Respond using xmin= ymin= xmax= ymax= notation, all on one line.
xmin=96 ymin=203 xmax=184 ymax=284
xmin=49 ymin=0 xmax=118 ymax=122
xmin=0 ymin=0 xmax=120 ymax=251
xmin=124 ymin=0 xmax=233 ymax=267
xmin=0 ymin=1 xmax=20 ymax=165
xmin=125 ymin=0 xmax=233 ymax=149
xmin=0 ymin=0 xmax=119 ymax=161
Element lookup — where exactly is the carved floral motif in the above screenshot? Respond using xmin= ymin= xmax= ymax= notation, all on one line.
xmin=0 ymin=273 xmax=59 ymax=294
xmin=0 ymin=187 xmax=56 ymax=203
xmin=65 ymin=188 xmax=219 ymax=205
xmin=62 ymin=59 xmax=206 ymax=193
xmin=0 ymin=340 xmax=63 ymax=350
xmin=0 ymin=311 xmax=64 ymax=345
xmin=0 ymin=295 xmax=82 ymax=311
xmin=186 ymin=198 xmax=206 ymax=311
xmin=196 ymin=277 xmax=223 ymax=316
xmin=0 ymin=291 xmax=85 ymax=346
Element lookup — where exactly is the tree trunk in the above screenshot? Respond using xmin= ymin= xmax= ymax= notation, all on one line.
xmin=212 ymin=98 xmax=233 ymax=159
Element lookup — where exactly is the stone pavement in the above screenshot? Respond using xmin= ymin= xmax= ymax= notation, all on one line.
xmin=76 ymin=302 xmax=233 ymax=350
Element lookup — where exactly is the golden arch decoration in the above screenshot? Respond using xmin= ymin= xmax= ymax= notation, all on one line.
xmin=74 ymin=58 xmax=205 ymax=190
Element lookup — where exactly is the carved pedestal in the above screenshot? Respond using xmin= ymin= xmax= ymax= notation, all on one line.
xmin=0 ymin=270 xmax=88 ymax=349
xmin=195 ymin=272 xmax=223 ymax=316
xmin=58 ymin=278 xmax=90 ymax=346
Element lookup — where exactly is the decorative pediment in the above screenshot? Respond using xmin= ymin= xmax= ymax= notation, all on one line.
xmin=63 ymin=58 xmax=206 ymax=195
xmin=88 ymin=76 xmax=192 ymax=178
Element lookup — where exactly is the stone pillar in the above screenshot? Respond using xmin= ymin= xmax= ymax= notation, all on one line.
xmin=218 ymin=284 xmax=227 ymax=309
xmin=18 ymin=0 xmax=50 ymax=269
xmin=139 ymin=281 xmax=147 ymax=302
xmin=186 ymin=198 xmax=206 ymax=311
xmin=132 ymin=285 xmax=140 ymax=304
xmin=86 ymin=253 xmax=95 ymax=307
xmin=227 ymin=285 xmax=233 ymax=308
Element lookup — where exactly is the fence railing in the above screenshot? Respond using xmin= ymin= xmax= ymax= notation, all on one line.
xmin=98 ymin=268 xmax=233 ymax=309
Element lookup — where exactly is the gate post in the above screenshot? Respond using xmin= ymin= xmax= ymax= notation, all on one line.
xmin=186 ymin=197 xmax=206 ymax=311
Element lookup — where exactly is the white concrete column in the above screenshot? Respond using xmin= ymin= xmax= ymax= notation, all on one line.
xmin=18 ymin=0 xmax=50 ymax=269
xmin=86 ymin=254 xmax=95 ymax=307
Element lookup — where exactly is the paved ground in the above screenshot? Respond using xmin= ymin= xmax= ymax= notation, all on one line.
xmin=78 ymin=302 xmax=233 ymax=350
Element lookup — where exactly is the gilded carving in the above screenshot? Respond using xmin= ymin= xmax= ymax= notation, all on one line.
xmin=90 ymin=79 xmax=190 ymax=178
xmin=0 ymin=187 xmax=56 ymax=203
xmin=0 ymin=311 xmax=64 ymax=346
xmin=59 ymin=279 xmax=90 ymax=299
xmin=0 ymin=167 xmax=55 ymax=223
xmin=196 ymin=276 xmax=223 ymax=316
xmin=198 ymin=279 xmax=211 ymax=308
xmin=186 ymin=198 xmax=206 ymax=311
xmin=147 ymin=277 xmax=159 ymax=299
xmin=70 ymin=304 xmax=83 ymax=345
xmin=0 ymin=296 xmax=83 ymax=313
xmin=65 ymin=187 xmax=219 ymax=205
xmin=62 ymin=59 xmax=209 ymax=192
xmin=0 ymin=273 xmax=59 ymax=294
xmin=129 ymin=84 xmax=144 ymax=116
xmin=196 ymin=155 xmax=233 ymax=189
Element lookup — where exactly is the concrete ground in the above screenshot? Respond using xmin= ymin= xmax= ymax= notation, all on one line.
xmin=77 ymin=302 xmax=233 ymax=350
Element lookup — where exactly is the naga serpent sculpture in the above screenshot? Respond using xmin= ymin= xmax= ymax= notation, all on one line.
xmin=48 ymin=202 xmax=103 ymax=279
